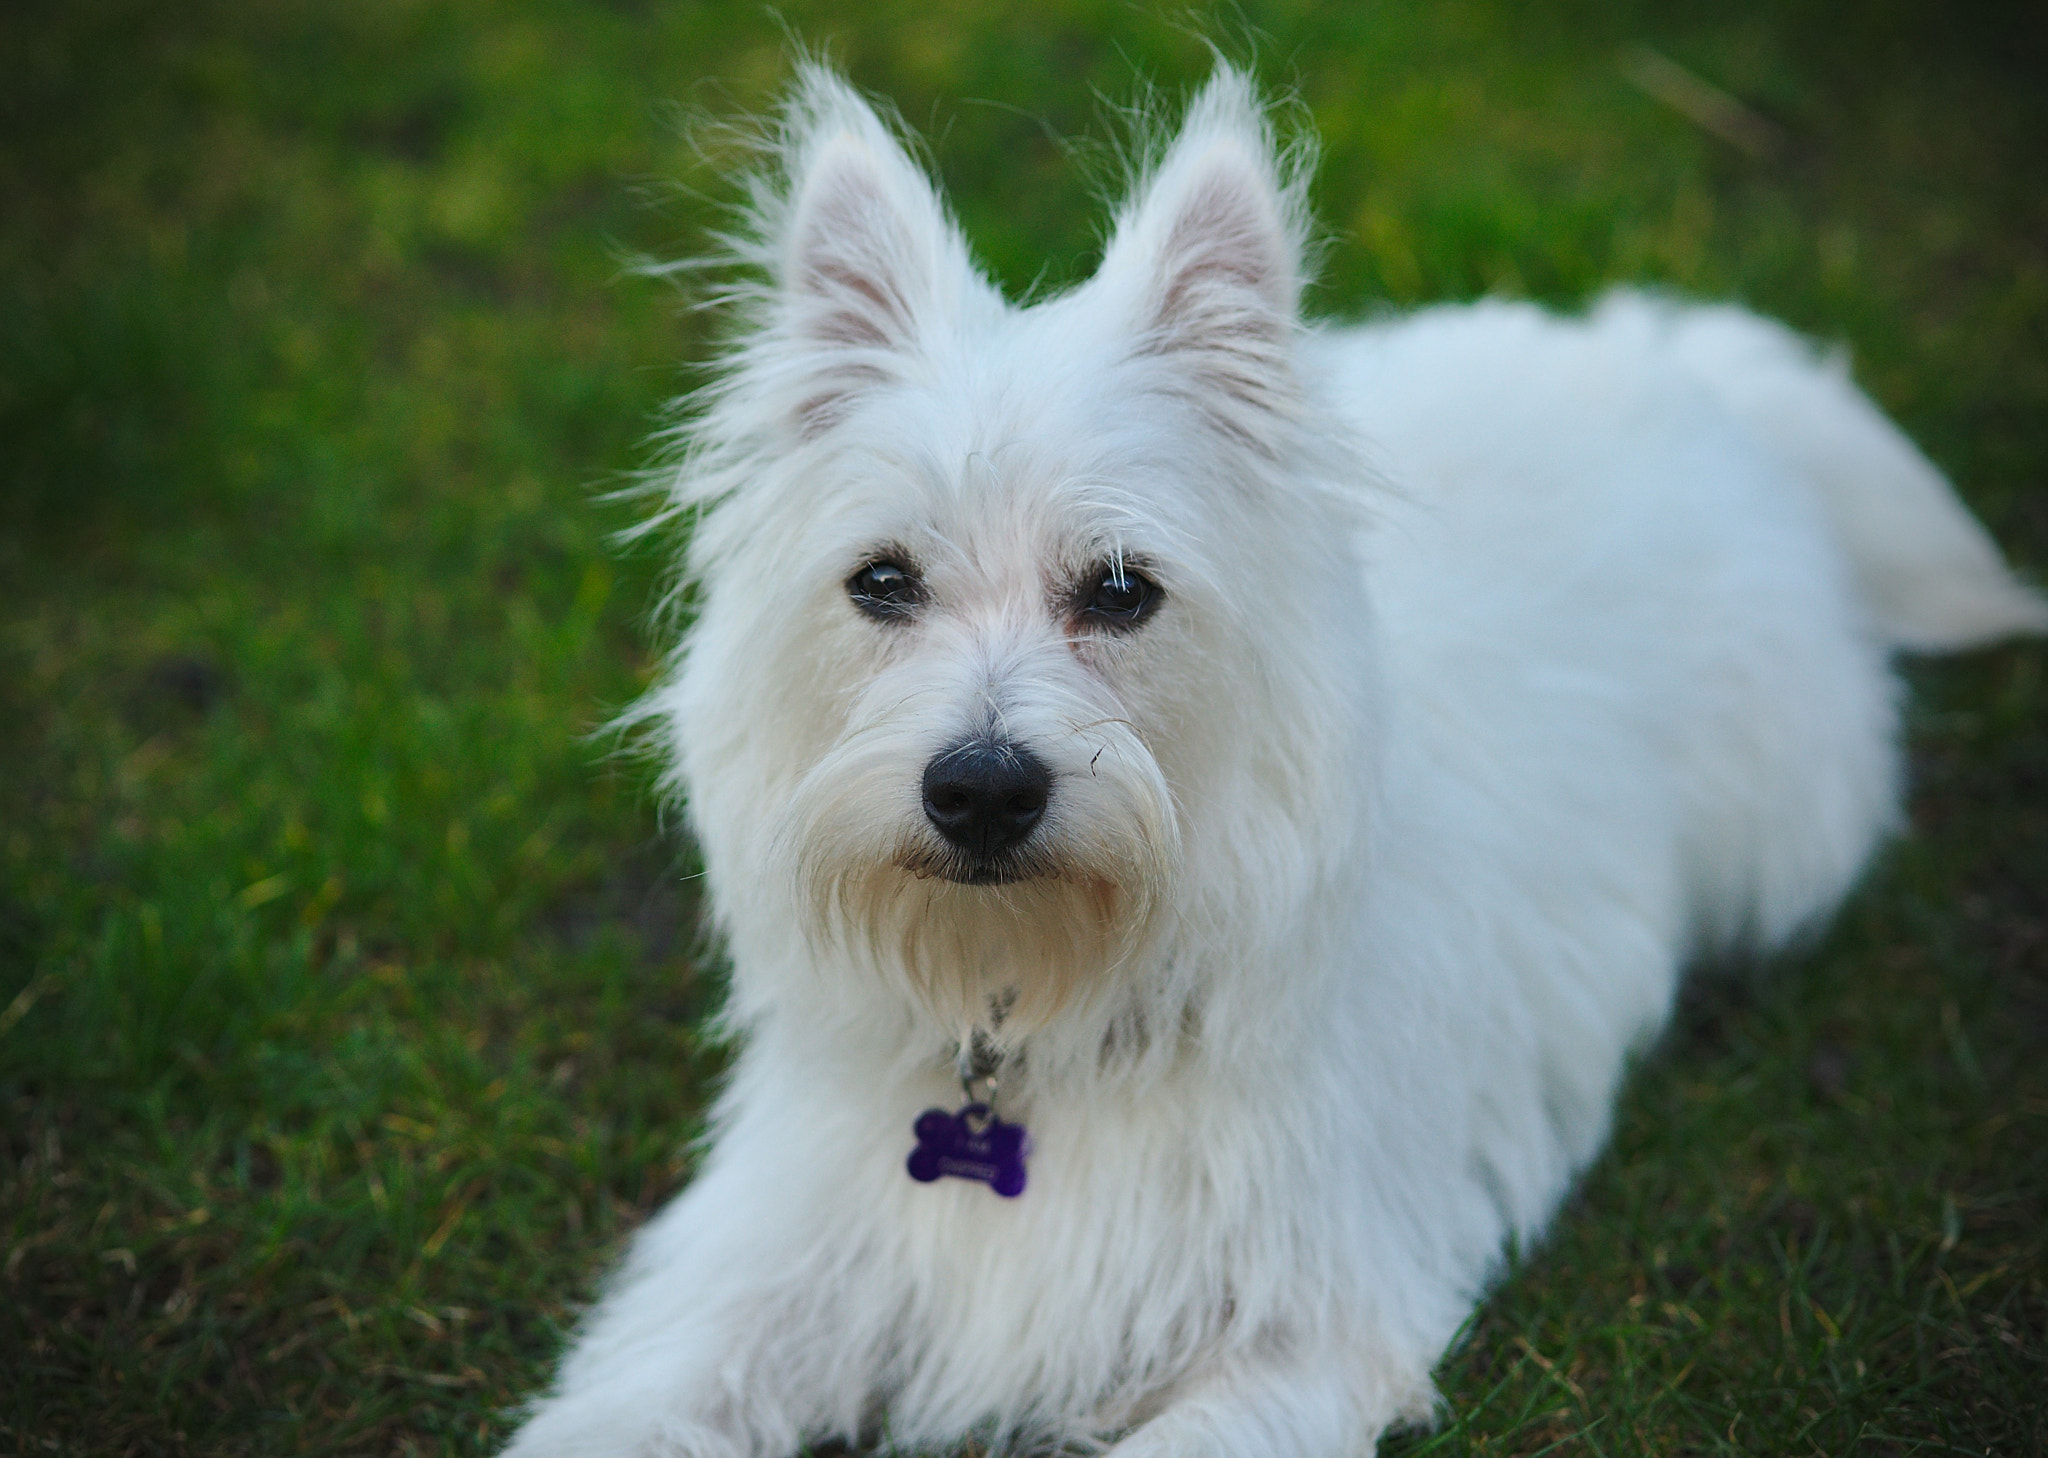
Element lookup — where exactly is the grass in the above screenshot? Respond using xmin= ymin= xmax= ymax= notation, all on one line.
xmin=2 ymin=0 xmax=2043 ymax=1453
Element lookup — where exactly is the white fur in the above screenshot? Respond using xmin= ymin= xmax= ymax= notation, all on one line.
xmin=505 ymin=68 xmax=2046 ymax=1457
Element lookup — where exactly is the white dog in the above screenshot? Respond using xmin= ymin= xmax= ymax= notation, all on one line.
xmin=505 ymin=68 xmax=2045 ymax=1456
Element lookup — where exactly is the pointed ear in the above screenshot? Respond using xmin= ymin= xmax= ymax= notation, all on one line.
xmin=774 ymin=72 xmax=971 ymax=434
xmin=1096 ymin=72 xmax=1307 ymax=445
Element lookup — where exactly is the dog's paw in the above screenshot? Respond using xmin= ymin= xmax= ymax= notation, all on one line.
xmin=499 ymin=1400 xmax=784 ymax=1458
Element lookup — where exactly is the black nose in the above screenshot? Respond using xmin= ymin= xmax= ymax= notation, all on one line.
xmin=921 ymin=740 xmax=1051 ymax=860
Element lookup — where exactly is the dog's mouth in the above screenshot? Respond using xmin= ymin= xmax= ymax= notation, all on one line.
xmin=898 ymin=844 xmax=1051 ymax=887
xmin=945 ymin=864 xmax=1030 ymax=887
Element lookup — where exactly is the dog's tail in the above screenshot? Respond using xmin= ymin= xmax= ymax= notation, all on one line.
xmin=1611 ymin=291 xmax=2048 ymax=651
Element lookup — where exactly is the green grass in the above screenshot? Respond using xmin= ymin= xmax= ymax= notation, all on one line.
xmin=3 ymin=1 xmax=2043 ymax=1453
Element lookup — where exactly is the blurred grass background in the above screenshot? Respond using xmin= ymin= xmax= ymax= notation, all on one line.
xmin=2 ymin=1 xmax=2044 ymax=1453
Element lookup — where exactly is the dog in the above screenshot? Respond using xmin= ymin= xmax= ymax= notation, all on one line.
xmin=503 ymin=67 xmax=2046 ymax=1456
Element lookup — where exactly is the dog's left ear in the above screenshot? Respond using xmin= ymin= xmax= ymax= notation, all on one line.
xmin=1096 ymin=70 xmax=1307 ymax=441
xmin=773 ymin=69 xmax=979 ymax=437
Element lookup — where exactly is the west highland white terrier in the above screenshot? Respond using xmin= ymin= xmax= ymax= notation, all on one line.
xmin=505 ymin=68 xmax=2046 ymax=1456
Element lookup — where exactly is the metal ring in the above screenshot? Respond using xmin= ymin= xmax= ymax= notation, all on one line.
xmin=956 ymin=1029 xmax=1003 ymax=1115
xmin=960 ymin=1070 xmax=999 ymax=1113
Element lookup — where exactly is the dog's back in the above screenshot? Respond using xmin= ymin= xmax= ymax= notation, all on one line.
xmin=1322 ymin=294 xmax=2042 ymax=966
xmin=1634 ymin=294 xmax=2048 ymax=650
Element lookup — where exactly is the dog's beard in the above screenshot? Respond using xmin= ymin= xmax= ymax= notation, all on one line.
xmin=776 ymin=718 xmax=1180 ymax=1036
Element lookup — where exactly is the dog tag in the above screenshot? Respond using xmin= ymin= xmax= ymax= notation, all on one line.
xmin=907 ymin=1104 xmax=1028 ymax=1197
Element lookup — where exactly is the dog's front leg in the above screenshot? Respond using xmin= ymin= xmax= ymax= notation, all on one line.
xmin=499 ymin=1170 xmax=874 ymax=1458
xmin=1105 ymin=1342 xmax=1430 ymax=1458
xmin=499 ymin=1286 xmax=821 ymax=1458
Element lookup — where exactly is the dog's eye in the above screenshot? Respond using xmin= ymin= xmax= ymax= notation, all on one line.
xmin=1081 ymin=565 xmax=1161 ymax=629
xmin=848 ymin=558 xmax=925 ymax=620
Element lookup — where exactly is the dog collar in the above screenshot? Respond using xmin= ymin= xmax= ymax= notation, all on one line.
xmin=906 ymin=1030 xmax=1029 ymax=1197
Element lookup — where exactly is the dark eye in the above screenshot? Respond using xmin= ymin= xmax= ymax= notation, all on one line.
xmin=1080 ymin=563 xmax=1161 ymax=629
xmin=848 ymin=558 xmax=924 ymax=620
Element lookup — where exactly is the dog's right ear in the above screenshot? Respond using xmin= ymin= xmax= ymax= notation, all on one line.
xmin=774 ymin=70 xmax=975 ymax=436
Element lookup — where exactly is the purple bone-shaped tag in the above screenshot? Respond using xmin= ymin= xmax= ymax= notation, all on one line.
xmin=907 ymin=1104 xmax=1029 ymax=1198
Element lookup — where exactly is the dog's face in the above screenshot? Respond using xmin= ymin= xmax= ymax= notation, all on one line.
xmin=667 ymin=74 xmax=1373 ymax=1043
xmin=762 ymin=423 xmax=1191 ymax=1039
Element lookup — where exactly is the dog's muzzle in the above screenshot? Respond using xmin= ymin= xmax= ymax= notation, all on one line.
xmin=920 ymin=737 xmax=1051 ymax=882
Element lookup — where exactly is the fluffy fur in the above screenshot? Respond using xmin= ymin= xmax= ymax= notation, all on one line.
xmin=504 ymin=68 xmax=2047 ymax=1456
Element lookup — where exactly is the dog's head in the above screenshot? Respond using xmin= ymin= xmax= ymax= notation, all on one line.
xmin=656 ymin=70 xmax=1376 ymax=1046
